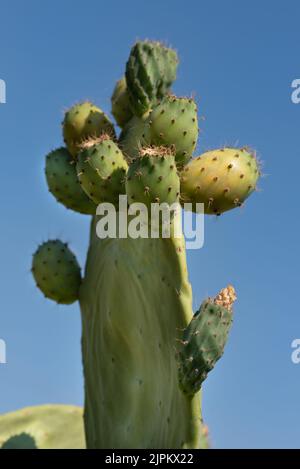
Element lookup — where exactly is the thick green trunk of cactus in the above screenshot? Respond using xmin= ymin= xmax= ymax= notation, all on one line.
xmin=79 ymin=214 xmax=203 ymax=449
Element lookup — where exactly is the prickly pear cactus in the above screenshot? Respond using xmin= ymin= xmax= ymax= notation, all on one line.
xmin=0 ymin=405 xmax=85 ymax=449
xmin=29 ymin=39 xmax=260 ymax=449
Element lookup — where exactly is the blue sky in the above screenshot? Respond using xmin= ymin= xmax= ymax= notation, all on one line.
xmin=0 ymin=0 xmax=299 ymax=448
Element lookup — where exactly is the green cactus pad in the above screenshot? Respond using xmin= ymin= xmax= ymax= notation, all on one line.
xmin=76 ymin=137 xmax=128 ymax=207
xmin=118 ymin=114 xmax=151 ymax=160
xmin=32 ymin=240 xmax=81 ymax=304
xmin=180 ymin=147 xmax=260 ymax=215
xmin=63 ymin=102 xmax=115 ymax=158
xmin=148 ymin=96 xmax=198 ymax=167
xmin=111 ymin=77 xmax=133 ymax=128
xmin=126 ymin=147 xmax=180 ymax=211
xmin=126 ymin=40 xmax=178 ymax=116
xmin=80 ymin=213 xmax=205 ymax=448
xmin=177 ymin=286 xmax=237 ymax=396
xmin=0 ymin=405 xmax=85 ymax=449
xmin=45 ymin=148 xmax=96 ymax=215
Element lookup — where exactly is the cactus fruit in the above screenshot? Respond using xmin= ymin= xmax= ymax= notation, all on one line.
xmin=126 ymin=146 xmax=180 ymax=211
xmin=45 ymin=148 xmax=96 ymax=215
xmin=30 ymin=39 xmax=261 ymax=449
xmin=119 ymin=114 xmax=151 ymax=160
xmin=177 ymin=286 xmax=237 ymax=397
xmin=76 ymin=136 xmax=128 ymax=206
xmin=126 ymin=41 xmax=178 ymax=116
xmin=0 ymin=405 xmax=85 ymax=449
xmin=111 ymin=77 xmax=133 ymax=128
xmin=63 ymin=102 xmax=115 ymax=158
xmin=180 ymin=147 xmax=260 ymax=215
xmin=148 ymin=96 xmax=198 ymax=167
xmin=32 ymin=240 xmax=81 ymax=304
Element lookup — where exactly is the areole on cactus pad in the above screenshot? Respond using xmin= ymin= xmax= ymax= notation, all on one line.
xmin=26 ymin=39 xmax=261 ymax=449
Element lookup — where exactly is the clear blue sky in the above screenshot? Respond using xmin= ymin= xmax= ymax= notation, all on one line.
xmin=0 ymin=0 xmax=299 ymax=449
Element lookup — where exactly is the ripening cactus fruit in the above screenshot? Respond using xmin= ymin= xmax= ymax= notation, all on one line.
xmin=126 ymin=40 xmax=178 ymax=116
xmin=126 ymin=146 xmax=180 ymax=210
xmin=177 ymin=286 xmax=237 ymax=396
xmin=180 ymin=147 xmax=260 ymax=215
xmin=111 ymin=77 xmax=133 ymax=128
xmin=76 ymin=136 xmax=128 ymax=206
xmin=63 ymin=102 xmax=115 ymax=157
xmin=32 ymin=240 xmax=81 ymax=304
xmin=45 ymin=148 xmax=96 ymax=215
xmin=148 ymin=96 xmax=198 ymax=167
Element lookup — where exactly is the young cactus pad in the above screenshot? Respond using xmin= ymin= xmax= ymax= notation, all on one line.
xmin=45 ymin=147 xmax=96 ymax=215
xmin=76 ymin=136 xmax=128 ymax=206
xmin=180 ymin=147 xmax=260 ymax=215
xmin=32 ymin=240 xmax=81 ymax=304
xmin=126 ymin=40 xmax=178 ymax=116
xmin=177 ymin=286 xmax=237 ymax=396
xmin=63 ymin=102 xmax=115 ymax=157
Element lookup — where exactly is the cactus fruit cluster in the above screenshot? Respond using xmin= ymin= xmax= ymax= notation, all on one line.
xmin=28 ymin=40 xmax=260 ymax=449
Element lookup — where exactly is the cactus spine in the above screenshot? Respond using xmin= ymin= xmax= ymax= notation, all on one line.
xmin=29 ymin=39 xmax=260 ymax=449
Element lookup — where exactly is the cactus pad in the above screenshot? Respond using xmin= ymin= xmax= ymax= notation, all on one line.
xmin=0 ymin=405 xmax=85 ymax=449
xmin=126 ymin=41 xmax=178 ymax=116
xmin=177 ymin=286 xmax=237 ymax=396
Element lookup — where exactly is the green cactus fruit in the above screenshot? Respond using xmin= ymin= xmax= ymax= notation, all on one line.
xmin=45 ymin=148 xmax=96 ymax=215
xmin=126 ymin=40 xmax=178 ymax=116
xmin=111 ymin=77 xmax=133 ymax=128
xmin=118 ymin=114 xmax=151 ymax=160
xmin=180 ymin=147 xmax=260 ymax=215
xmin=126 ymin=146 xmax=180 ymax=212
xmin=63 ymin=102 xmax=115 ymax=158
xmin=31 ymin=240 xmax=81 ymax=304
xmin=76 ymin=136 xmax=128 ymax=207
xmin=80 ymin=213 xmax=205 ymax=448
xmin=177 ymin=286 xmax=237 ymax=397
xmin=148 ymin=96 xmax=198 ymax=167
xmin=0 ymin=405 xmax=85 ymax=449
